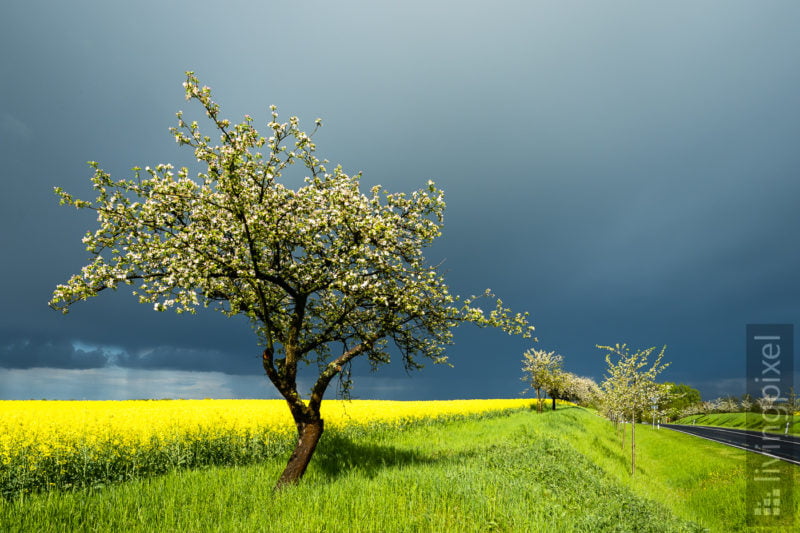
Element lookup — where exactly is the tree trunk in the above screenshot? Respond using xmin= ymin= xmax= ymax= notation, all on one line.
xmin=536 ymin=388 xmax=542 ymax=413
xmin=262 ymin=342 xmax=371 ymax=490
xmin=552 ymin=396 xmax=557 ymax=411
xmin=631 ymin=414 xmax=636 ymax=477
xmin=275 ymin=417 xmax=324 ymax=490
xmin=621 ymin=416 xmax=625 ymax=450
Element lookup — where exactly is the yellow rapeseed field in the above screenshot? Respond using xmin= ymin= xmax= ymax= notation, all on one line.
xmin=0 ymin=398 xmax=537 ymax=497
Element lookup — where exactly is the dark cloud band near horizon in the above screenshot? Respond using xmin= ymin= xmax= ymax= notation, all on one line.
xmin=0 ymin=338 xmax=257 ymax=375
xmin=1 ymin=0 xmax=798 ymax=402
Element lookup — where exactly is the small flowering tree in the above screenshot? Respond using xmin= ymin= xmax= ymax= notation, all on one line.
xmin=50 ymin=72 xmax=534 ymax=488
xmin=543 ymin=369 xmax=572 ymax=411
xmin=739 ymin=396 xmax=754 ymax=413
xmin=598 ymin=370 xmax=628 ymax=449
xmin=756 ymin=395 xmax=777 ymax=413
xmin=787 ymin=387 xmax=800 ymax=413
xmin=521 ymin=348 xmax=562 ymax=413
xmin=598 ymin=343 xmax=669 ymax=477
xmin=562 ymin=374 xmax=602 ymax=408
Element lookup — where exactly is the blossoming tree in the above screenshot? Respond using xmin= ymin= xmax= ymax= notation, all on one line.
xmin=50 ymin=72 xmax=534 ymax=488
xmin=598 ymin=343 xmax=669 ymax=477
xmin=521 ymin=348 xmax=562 ymax=413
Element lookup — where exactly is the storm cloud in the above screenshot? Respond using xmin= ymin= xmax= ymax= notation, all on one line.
xmin=1 ymin=1 xmax=799 ymax=400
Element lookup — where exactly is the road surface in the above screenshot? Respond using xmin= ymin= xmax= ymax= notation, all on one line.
xmin=661 ymin=424 xmax=800 ymax=466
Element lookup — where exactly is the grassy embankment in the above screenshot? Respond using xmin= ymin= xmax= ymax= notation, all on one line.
xmin=3 ymin=406 xmax=797 ymax=532
xmin=673 ymin=412 xmax=799 ymax=435
xmin=553 ymin=410 xmax=798 ymax=532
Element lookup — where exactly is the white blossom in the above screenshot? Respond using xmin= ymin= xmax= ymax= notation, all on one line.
xmin=50 ymin=72 xmax=534 ymax=486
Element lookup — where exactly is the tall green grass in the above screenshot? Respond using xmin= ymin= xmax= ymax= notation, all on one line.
xmin=538 ymin=409 xmax=778 ymax=531
xmin=2 ymin=408 xmax=703 ymax=532
xmin=3 ymin=407 xmax=796 ymax=532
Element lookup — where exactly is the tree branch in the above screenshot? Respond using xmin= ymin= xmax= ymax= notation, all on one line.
xmin=308 ymin=340 xmax=373 ymax=413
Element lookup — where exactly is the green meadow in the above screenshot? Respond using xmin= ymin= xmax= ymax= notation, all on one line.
xmin=2 ymin=406 xmax=797 ymax=532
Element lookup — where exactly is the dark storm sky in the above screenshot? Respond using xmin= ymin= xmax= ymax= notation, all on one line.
xmin=1 ymin=0 xmax=799 ymax=400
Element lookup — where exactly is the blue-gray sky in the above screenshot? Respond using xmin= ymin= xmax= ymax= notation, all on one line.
xmin=1 ymin=0 xmax=798 ymax=401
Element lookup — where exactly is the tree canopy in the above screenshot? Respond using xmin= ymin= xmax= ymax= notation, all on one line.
xmin=50 ymin=72 xmax=534 ymax=487
xmin=662 ymin=382 xmax=702 ymax=412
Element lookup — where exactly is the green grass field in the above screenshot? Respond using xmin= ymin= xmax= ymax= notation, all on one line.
xmin=673 ymin=412 xmax=799 ymax=435
xmin=2 ymin=406 xmax=797 ymax=532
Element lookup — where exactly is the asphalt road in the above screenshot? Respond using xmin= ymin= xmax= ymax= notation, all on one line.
xmin=661 ymin=424 xmax=800 ymax=466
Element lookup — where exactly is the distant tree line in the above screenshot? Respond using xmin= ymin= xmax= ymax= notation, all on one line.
xmin=676 ymin=388 xmax=800 ymax=418
xmin=522 ymin=342 xmax=671 ymax=477
xmin=520 ymin=348 xmax=602 ymax=412
xmin=521 ymin=341 xmax=796 ymax=477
